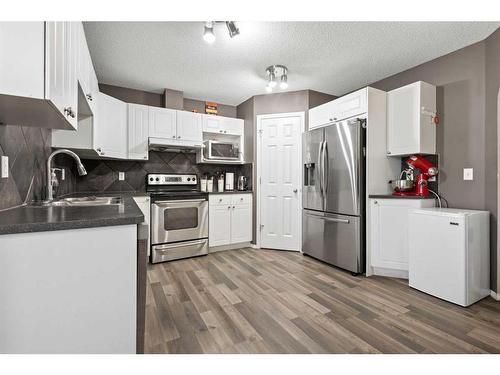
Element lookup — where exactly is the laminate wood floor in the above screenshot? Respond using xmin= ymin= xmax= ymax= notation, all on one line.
xmin=145 ymin=248 xmax=500 ymax=354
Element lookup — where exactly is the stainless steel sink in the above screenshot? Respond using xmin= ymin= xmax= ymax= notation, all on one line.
xmin=30 ymin=196 xmax=123 ymax=207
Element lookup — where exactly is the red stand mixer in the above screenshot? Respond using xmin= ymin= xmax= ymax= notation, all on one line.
xmin=392 ymin=154 xmax=438 ymax=197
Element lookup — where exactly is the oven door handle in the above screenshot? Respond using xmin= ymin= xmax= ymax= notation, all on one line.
xmin=153 ymin=199 xmax=207 ymax=205
xmin=154 ymin=239 xmax=207 ymax=252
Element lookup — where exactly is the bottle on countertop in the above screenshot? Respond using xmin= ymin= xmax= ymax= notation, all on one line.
xmin=217 ymin=173 xmax=225 ymax=192
xmin=200 ymin=173 xmax=208 ymax=192
xmin=207 ymin=175 xmax=214 ymax=192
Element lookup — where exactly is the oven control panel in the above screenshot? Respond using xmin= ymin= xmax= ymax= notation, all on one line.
xmin=147 ymin=174 xmax=197 ymax=185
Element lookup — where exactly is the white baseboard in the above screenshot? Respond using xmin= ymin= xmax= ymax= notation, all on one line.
xmin=209 ymin=242 xmax=252 ymax=253
xmin=250 ymin=244 xmax=260 ymax=249
xmin=372 ymin=267 xmax=408 ymax=279
xmin=491 ymin=290 xmax=500 ymax=301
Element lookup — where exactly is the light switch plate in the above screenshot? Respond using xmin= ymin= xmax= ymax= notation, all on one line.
xmin=1 ymin=156 xmax=8 ymax=178
xmin=118 ymin=172 xmax=125 ymax=181
xmin=463 ymin=168 xmax=474 ymax=181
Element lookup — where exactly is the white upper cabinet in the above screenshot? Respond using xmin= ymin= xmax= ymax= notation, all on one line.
xmin=127 ymin=103 xmax=150 ymax=160
xmin=177 ymin=111 xmax=202 ymax=142
xmin=95 ymin=92 xmax=127 ymax=159
xmin=387 ymin=81 xmax=436 ymax=156
xmin=0 ymin=22 xmax=45 ymax=99
xmin=149 ymin=107 xmax=177 ymax=139
xmin=202 ymin=114 xmax=243 ymax=135
xmin=76 ymin=23 xmax=98 ymax=115
xmin=309 ymin=88 xmax=368 ymax=130
xmin=45 ymin=22 xmax=79 ymax=130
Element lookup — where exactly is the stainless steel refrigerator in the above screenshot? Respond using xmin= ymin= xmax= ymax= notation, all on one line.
xmin=302 ymin=117 xmax=365 ymax=274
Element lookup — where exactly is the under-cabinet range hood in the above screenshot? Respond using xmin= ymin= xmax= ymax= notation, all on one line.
xmin=148 ymin=138 xmax=204 ymax=153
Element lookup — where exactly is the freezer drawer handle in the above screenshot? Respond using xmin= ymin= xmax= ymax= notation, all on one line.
xmin=323 ymin=217 xmax=350 ymax=224
xmin=154 ymin=239 xmax=207 ymax=252
xmin=305 ymin=212 xmax=350 ymax=224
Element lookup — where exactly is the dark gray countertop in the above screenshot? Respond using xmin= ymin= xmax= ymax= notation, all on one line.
xmin=0 ymin=195 xmax=144 ymax=236
xmin=369 ymin=194 xmax=436 ymax=200
xmin=209 ymin=190 xmax=253 ymax=195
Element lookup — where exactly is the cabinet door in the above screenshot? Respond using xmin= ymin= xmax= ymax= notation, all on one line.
xmin=45 ymin=21 xmax=78 ymax=130
xmin=387 ymin=84 xmax=420 ymax=156
xmin=128 ymin=104 xmax=149 ymax=160
xmin=77 ymin=22 xmax=90 ymax=98
xmin=0 ymin=22 xmax=45 ymax=98
xmin=309 ymin=100 xmax=338 ymax=130
xmin=334 ymin=88 xmax=367 ymax=121
xmin=176 ymin=111 xmax=202 ymax=142
xmin=202 ymin=114 xmax=222 ymax=133
xmin=209 ymin=205 xmax=232 ymax=247
xmin=221 ymin=117 xmax=244 ymax=136
xmin=230 ymin=204 xmax=252 ymax=244
xmin=370 ymin=199 xmax=413 ymax=271
xmin=149 ymin=107 xmax=177 ymax=139
xmin=95 ymin=92 xmax=127 ymax=159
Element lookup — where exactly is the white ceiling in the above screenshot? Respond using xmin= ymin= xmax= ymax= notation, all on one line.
xmin=84 ymin=22 xmax=499 ymax=106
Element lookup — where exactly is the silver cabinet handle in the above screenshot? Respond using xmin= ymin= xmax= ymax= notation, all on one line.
xmin=293 ymin=189 xmax=298 ymax=193
xmin=172 ymin=135 xmax=176 ymax=138
xmin=232 ymin=206 xmax=235 ymax=209
xmin=178 ymin=136 xmax=181 ymax=139
xmin=228 ymin=206 xmax=231 ymax=209
xmin=64 ymin=107 xmax=75 ymax=118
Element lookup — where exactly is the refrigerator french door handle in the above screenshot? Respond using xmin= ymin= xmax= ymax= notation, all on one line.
xmin=323 ymin=141 xmax=329 ymax=197
xmin=317 ymin=141 xmax=324 ymax=196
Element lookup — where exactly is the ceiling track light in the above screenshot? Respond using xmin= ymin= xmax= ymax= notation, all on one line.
xmin=202 ymin=21 xmax=239 ymax=43
xmin=265 ymin=65 xmax=288 ymax=93
xmin=226 ymin=21 xmax=240 ymax=38
xmin=203 ymin=21 xmax=215 ymax=44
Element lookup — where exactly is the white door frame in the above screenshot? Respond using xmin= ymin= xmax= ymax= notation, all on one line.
xmin=256 ymin=111 xmax=305 ymax=250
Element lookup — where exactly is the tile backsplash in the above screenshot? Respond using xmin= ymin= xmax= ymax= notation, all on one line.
xmin=0 ymin=125 xmax=52 ymax=210
xmin=0 ymin=124 xmax=251 ymax=210
xmin=66 ymin=151 xmax=253 ymax=195
xmin=0 ymin=125 xmax=77 ymax=210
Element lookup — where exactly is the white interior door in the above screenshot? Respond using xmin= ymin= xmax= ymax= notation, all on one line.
xmin=259 ymin=113 xmax=303 ymax=251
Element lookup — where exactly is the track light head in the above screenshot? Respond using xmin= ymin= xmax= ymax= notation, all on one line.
xmin=279 ymin=74 xmax=288 ymax=89
xmin=203 ymin=21 xmax=215 ymax=44
xmin=226 ymin=21 xmax=240 ymax=38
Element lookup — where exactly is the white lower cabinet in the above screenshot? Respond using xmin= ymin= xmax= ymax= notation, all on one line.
xmin=368 ymin=198 xmax=435 ymax=278
xmin=209 ymin=194 xmax=252 ymax=248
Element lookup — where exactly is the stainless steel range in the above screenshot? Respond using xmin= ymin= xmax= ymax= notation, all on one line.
xmin=147 ymin=173 xmax=208 ymax=263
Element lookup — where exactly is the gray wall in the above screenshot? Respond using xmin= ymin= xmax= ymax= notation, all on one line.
xmin=100 ymin=83 xmax=237 ymax=117
xmin=485 ymin=28 xmax=500 ymax=292
xmin=369 ymin=33 xmax=500 ymax=292
xmin=99 ymin=84 xmax=164 ymax=107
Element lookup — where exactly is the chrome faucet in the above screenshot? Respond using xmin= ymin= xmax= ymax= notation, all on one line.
xmin=46 ymin=149 xmax=87 ymax=202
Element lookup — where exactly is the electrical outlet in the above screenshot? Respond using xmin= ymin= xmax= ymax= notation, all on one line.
xmin=1 ymin=156 xmax=8 ymax=178
xmin=463 ymin=168 xmax=474 ymax=181
xmin=118 ymin=172 xmax=125 ymax=181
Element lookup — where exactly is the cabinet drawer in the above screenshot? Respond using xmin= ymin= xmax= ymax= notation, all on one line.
xmin=231 ymin=194 xmax=252 ymax=205
xmin=209 ymin=195 xmax=232 ymax=206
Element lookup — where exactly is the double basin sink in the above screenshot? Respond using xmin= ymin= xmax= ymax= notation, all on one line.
xmin=31 ymin=196 xmax=123 ymax=207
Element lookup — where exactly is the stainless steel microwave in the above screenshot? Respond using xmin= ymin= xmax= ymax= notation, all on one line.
xmin=203 ymin=140 xmax=241 ymax=161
